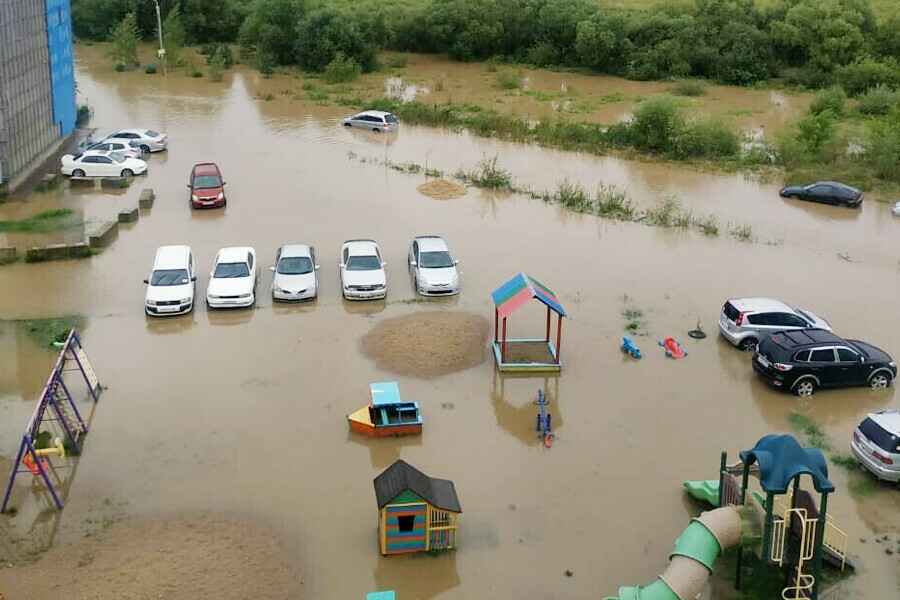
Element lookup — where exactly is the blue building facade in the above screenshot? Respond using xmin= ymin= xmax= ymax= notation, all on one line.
xmin=45 ymin=0 xmax=76 ymax=137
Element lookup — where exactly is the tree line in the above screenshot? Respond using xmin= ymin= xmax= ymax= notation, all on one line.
xmin=74 ymin=0 xmax=900 ymax=92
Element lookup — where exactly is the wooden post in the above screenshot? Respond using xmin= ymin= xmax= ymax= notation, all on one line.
xmin=501 ymin=317 xmax=508 ymax=363
xmin=812 ymin=492 xmax=829 ymax=599
xmin=494 ymin=307 xmax=499 ymax=343
xmin=545 ymin=306 xmax=551 ymax=342
xmin=555 ymin=314 xmax=562 ymax=364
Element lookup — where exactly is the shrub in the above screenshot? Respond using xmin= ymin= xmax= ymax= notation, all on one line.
xmin=323 ymin=52 xmax=362 ymax=83
xmin=674 ymin=119 xmax=740 ymax=159
xmin=867 ymin=111 xmax=900 ymax=182
xmin=642 ymin=194 xmax=682 ymax=227
xmin=144 ymin=63 xmax=157 ymax=74
xmin=213 ymin=44 xmax=235 ymax=69
xmin=621 ymin=96 xmax=683 ymax=154
xmin=114 ymin=62 xmax=125 ymax=72
xmin=257 ymin=53 xmax=276 ymax=77
xmin=796 ymin=110 xmax=837 ymax=155
xmin=835 ymin=57 xmax=900 ymax=96
xmin=458 ymin=155 xmax=513 ymax=190
xmin=496 ymin=70 xmax=523 ymax=90
xmin=670 ymin=79 xmax=706 ymax=96
xmin=190 ymin=69 xmax=204 ymax=78
xmin=808 ymin=87 xmax=846 ymax=116
xmin=76 ymin=105 xmax=91 ymax=127
xmin=525 ymin=42 xmax=559 ymax=67
xmin=594 ymin=183 xmax=636 ymax=220
xmin=856 ymin=85 xmax=900 ymax=116
xmin=108 ymin=12 xmax=139 ymax=68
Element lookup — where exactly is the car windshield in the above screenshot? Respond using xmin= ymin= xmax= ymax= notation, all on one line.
xmin=109 ymin=152 xmax=127 ymax=163
xmin=194 ymin=174 xmax=222 ymax=189
xmin=346 ymin=255 xmax=381 ymax=270
xmin=150 ymin=269 xmax=189 ymax=286
xmin=214 ymin=262 xmax=250 ymax=278
xmin=277 ymin=256 xmax=313 ymax=275
xmin=795 ymin=310 xmax=815 ymax=324
xmin=419 ymin=251 xmax=454 ymax=268
xmin=146 ymin=130 xmax=160 ymax=137
xmin=385 ymin=114 xmax=398 ymax=123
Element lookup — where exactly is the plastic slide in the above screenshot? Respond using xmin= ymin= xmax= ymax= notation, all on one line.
xmin=604 ymin=506 xmax=744 ymax=600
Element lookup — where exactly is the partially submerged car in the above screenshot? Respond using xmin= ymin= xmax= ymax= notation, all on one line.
xmin=779 ymin=181 xmax=862 ymax=208
xmin=718 ymin=297 xmax=831 ymax=351
xmin=340 ymin=110 xmax=400 ymax=133
xmin=206 ymin=247 xmax=258 ymax=308
xmin=188 ymin=163 xmax=227 ymax=208
xmin=60 ymin=150 xmax=148 ymax=178
xmin=340 ymin=239 xmax=387 ymax=300
xmin=105 ymin=128 xmax=168 ymax=153
xmin=271 ymin=244 xmax=319 ymax=302
xmin=408 ymin=236 xmax=460 ymax=296
xmin=144 ymin=245 xmax=196 ymax=316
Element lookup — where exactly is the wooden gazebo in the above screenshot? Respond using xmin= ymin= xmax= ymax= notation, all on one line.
xmin=491 ymin=272 xmax=567 ymax=373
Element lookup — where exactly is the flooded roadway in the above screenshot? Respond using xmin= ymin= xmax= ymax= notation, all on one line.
xmin=1 ymin=47 xmax=900 ymax=598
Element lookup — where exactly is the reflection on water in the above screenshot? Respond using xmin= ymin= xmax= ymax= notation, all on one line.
xmin=491 ymin=371 xmax=562 ymax=446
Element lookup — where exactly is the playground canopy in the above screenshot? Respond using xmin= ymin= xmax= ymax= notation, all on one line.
xmin=491 ymin=272 xmax=566 ymax=319
xmin=739 ymin=434 xmax=835 ymax=494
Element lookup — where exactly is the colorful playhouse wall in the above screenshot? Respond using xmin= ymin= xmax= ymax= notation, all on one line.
xmin=380 ymin=491 xmax=428 ymax=555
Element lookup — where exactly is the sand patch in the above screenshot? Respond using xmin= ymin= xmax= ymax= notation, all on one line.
xmin=417 ymin=179 xmax=467 ymax=200
xmin=360 ymin=312 xmax=489 ymax=378
xmin=1 ymin=514 xmax=301 ymax=600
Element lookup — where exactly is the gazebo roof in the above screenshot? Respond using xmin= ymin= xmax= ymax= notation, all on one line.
xmin=491 ymin=272 xmax=566 ymax=319
xmin=739 ymin=434 xmax=834 ymax=494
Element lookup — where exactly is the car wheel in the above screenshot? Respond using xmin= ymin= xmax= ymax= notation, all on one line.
xmin=73 ymin=169 xmax=85 ymax=178
xmin=372 ymin=128 xmax=381 ymax=133
xmin=343 ymin=123 xmax=351 ymax=127
xmin=739 ymin=338 xmax=758 ymax=351
xmin=869 ymin=372 xmax=892 ymax=389
xmin=140 ymin=144 xmax=151 ymax=154
xmin=121 ymin=169 xmax=134 ymax=177
xmin=794 ymin=379 xmax=817 ymax=397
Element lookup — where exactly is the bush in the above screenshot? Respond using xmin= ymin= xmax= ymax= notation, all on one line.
xmin=867 ymin=110 xmax=900 ymax=182
xmin=190 ymin=69 xmax=204 ymax=78
xmin=835 ymin=57 xmax=900 ymax=96
xmin=214 ymin=44 xmax=235 ymax=69
xmin=856 ymin=85 xmax=900 ymax=116
xmin=323 ymin=52 xmax=362 ymax=83
xmin=144 ymin=63 xmax=157 ymax=74
xmin=496 ymin=70 xmax=522 ymax=90
xmin=670 ymin=79 xmax=706 ymax=97
xmin=295 ymin=8 xmax=379 ymax=73
xmin=524 ymin=41 xmax=559 ymax=67
xmin=619 ymin=96 xmax=683 ymax=154
xmin=76 ymin=105 xmax=91 ymax=127
xmin=675 ymin=119 xmax=740 ymax=159
xmin=807 ymin=87 xmax=846 ymax=116
xmin=114 ymin=62 xmax=125 ymax=72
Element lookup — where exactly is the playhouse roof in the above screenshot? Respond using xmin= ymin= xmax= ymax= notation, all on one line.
xmin=374 ymin=460 xmax=462 ymax=513
xmin=739 ymin=434 xmax=835 ymax=494
xmin=491 ymin=272 xmax=566 ymax=319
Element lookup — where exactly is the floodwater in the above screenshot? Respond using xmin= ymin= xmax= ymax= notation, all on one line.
xmin=2 ymin=46 xmax=900 ymax=598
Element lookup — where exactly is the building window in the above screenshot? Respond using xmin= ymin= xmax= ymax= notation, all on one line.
xmin=397 ymin=515 xmax=415 ymax=532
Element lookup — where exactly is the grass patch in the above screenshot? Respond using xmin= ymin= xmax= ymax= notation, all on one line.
xmin=620 ymin=295 xmax=648 ymax=336
xmin=694 ymin=213 xmax=719 ymax=235
xmin=787 ymin=413 xmax=832 ymax=451
xmin=455 ymin=155 xmax=514 ymax=190
xmin=642 ymin=194 xmax=683 ymax=227
xmin=0 ymin=209 xmax=74 ymax=233
xmin=13 ymin=316 xmax=85 ymax=348
xmin=830 ymin=454 xmax=858 ymax=470
xmin=728 ymin=222 xmax=754 ymax=242
xmin=670 ymin=78 xmax=707 ymax=96
xmin=496 ymin=70 xmax=523 ymax=90
xmin=849 ymin=477 xmax=877 ymax=497
xmin=77 ymin=551 xmax=94 ymax=567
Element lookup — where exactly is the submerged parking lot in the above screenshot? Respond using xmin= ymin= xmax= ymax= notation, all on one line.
xmin=2 ymin=47 xmax=900 ymax=598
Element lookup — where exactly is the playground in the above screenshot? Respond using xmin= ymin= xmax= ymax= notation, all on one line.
xmin=2 ymin=47 xmax=900 ymax=598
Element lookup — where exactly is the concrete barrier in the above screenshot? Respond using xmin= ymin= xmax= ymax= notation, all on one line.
xmin=69 ymin=177 xmax=94 ymax=188
xmin=101 ymin=177 xmax=128 ymax=189
xmin=88 ymin=221 xmax=119 ymax=248
xmin=117 ymin=207 xmax=139 ymax=223
xmin=0 ymin=246 xmax=17 ymax=264
xmin=25 ymin=242 xmax=94 ymax=262
xmin=37 ymin=173 xmax=59 ymax=191
xmin=67 ymin=242 xmax=92 ymax=259
xmin=139 ymin=188 xmax=155 ymax=208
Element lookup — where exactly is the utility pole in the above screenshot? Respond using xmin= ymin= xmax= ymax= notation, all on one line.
xmin=152 ymin=0 xmax=166 ymax=75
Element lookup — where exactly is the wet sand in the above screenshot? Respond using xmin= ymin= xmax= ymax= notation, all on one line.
xmin=418 ymin=179 xmax=467 ymax=200
xmin=0 ymin=45 xmax=899 ymax=599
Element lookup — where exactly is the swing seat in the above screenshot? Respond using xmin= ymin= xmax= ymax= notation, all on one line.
xmin=23 ymin=453 xmax=49 ymax=476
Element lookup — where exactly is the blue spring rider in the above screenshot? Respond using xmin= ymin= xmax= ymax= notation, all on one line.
xmin=534 ymin=389 xmax=553 ymax=448
xmin=621 ymin=336 xmax=642 ymax=359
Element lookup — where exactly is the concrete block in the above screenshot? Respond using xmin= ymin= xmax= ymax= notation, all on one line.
xmin=139 ymin=188 xmax=155 ymax=208
xmin=67 ymin=242 xmax=93 ymax=259
xmin=38 ymin=173 xmax=59 ymax=190
xmin=88 ymin=221 xmax=119 ymax=248
xmin=117 ymin=207 xmax=139 ymax=223
xmin=0 ymin=246 xmax=17 ymax=264
xmin=69 ymin=177 xmax=94 ymax=188
xmin=102 ymin=177 xmax=128 ymax=189
xmin=25 ymin=244 xmax=69 ymax=263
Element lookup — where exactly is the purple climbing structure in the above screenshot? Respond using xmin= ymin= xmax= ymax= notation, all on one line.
xmin=2 ymin=329 xmax=101 ymax=513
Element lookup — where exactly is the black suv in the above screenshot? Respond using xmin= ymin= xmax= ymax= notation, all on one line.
xmin=753 ymin=329 xmax=896 ymax=397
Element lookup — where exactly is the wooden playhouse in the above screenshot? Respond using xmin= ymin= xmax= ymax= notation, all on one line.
xmin=374 ymin=460 xmax=461 ymax=555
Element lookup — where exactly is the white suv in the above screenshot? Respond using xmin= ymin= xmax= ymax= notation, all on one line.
xmin=340 ymin=239 xmax=387 ymax=300
xmin=718 ymin=297 xmax=831 ymax=350
xmin=144 ymin=245 xmax=196 ymax=316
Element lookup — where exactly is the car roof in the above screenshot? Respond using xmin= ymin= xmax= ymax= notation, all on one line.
xmin=356 ymin=110 xmax=393 ymax=118
xmin=216 ymin=246 xmax=254 ymax=262
xmin=192 ymin=163 xmax=220 ymax=175
xmin=868 ymin=411 xmax=900 ymax=436
xmin=280 ymin=243 xmax=311 ymax=258
xmin=815 ymin=181 xmax=860 ymax=192
xmin=343 ymin=239 xmax=379 ymax=255
xmin=728 ymin=298 xmax=794 ymax=313
xmin=77 ymin=149 xmax=113 ymax=157
xmin=769 ymin=328 xmax=844 ymax=348
xmin=414 ymin=236 xmax=450 ymax=252
xmin=154 ymin=245 xmax=191 ymax=269
xmin=111 ymin=128 xmax=149 ymax=135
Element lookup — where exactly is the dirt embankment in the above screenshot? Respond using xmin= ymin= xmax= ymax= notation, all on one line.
xmin=360 ymin=311 xmax=489 ymax=378
xmin=0 ymin=514 xmax=301 ymax=600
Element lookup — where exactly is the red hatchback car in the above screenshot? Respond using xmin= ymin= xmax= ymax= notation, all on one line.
xmin=188 ymin=163 xmax=226 ymax=208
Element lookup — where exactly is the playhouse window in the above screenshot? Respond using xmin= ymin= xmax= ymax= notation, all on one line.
xmin=397 ymin=515 xmax=415 ymax=532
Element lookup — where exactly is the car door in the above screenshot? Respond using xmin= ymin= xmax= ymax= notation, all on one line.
xmin=310 ymin=247 xmax=319 ymax=286
xmin=806 ymin=184 xmax=834 ymax=205
xmin=248 ymin=251 xmax=256 ymax=290
xmin=836 ymin=347 xmax=868 ymax=386
xmin=775 ymin=312 xmax=810 ymax=332
xmin=409 ymin=241 xmax=418 ymax=279
xmin=746 ymin=312 xmax=777 ymax=337
xmin=341 ymin=247 xmax=349 ymax=286
xmin=78 ymin=155 xmax=95 ymax=175
xmin=808 ymin=347 xmax=838 ymax=386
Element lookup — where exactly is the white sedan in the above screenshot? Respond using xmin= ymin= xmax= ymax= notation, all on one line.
xmin=408 ymin=235 xmax=460 ymax=296
xmin=340 ymin=239 xmax=387 ymax=300
xmin=82 ymin=139 xmax=143 ymax=159
xmin=60 ymin=150 xmax=148 ymax=177
xmin=206 ymin=247 xmax=258 ymax=308
xmin=271 ymin=244 xmax=319 ymax=302
xmin=105 ymin=128 xmax=168 ymax=153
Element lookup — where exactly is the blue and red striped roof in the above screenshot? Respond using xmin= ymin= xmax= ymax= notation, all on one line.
xmin=491 ymin=272 xmax=566 ymax=319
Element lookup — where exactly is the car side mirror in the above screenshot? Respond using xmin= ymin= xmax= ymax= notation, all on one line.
xmin=409 ymin=260 xmax=417 ymax=267
xmin=382 ymin=261 xmax=387 ymax=267
xmin=339 ymin=262 xmax=345 ymax=268
xmin=222 ymin=181 xmax=227 ymax=185
xmin=315 ymin=264 xmax=320 ymax=270
xmin=186 ymin=184 xmax=191 ymax=188
xmin=191 ymin=276 xmax=197 ymax=282
xmin=454 ymin=259 xmax=460 ymax=265
xmin=143 ymin=279 xmax=149 ymax=284
xmin=269 ymin=266 xmax=275 ymax=271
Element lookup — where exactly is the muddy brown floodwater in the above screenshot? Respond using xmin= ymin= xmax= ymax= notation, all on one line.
xmin=1 ymin=45 xmax=899 ymax=599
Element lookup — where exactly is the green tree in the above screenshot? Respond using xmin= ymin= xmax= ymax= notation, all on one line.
xmin=162 ymin=4 xmax=187 ymax=67
xmin=72 ymin=0 xmax=130 ymax=39
xmin=574 ymin=10 xmax=632 ymax=73
xmin=240 ymin=0 xmax=306 ymax=65
xmin=109 ymin=11 xmax=140 ymax=68
xmin=796 ymin=110 xmax=836 ymax=156
xmin=295 ymin=8 xmax=379 ymax=72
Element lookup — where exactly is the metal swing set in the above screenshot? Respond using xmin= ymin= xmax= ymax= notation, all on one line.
xmin=1 ymin=329 xmax=101 ymax=513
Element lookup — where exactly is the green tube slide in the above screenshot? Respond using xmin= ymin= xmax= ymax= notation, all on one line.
xmin=603 ymin=507 xmax=743 ymax=600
